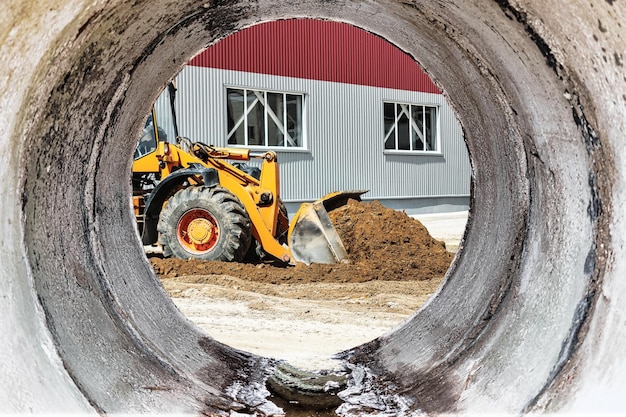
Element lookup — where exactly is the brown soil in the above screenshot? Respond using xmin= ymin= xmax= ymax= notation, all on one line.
xmin=150 ymin=199 xmax=453 ymax=284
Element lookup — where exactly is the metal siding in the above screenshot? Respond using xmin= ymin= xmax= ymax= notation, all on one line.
xmin=188 ymin=19 xmax=441 ymax=94
xmin=170 ymin=66 xmax=470 ymax=205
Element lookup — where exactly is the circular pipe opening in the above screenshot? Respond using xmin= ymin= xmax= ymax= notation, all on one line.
xmin=142 ymin=18 xmax=467 ymax=372
xmin=12 ymin=0 xmax=611 ymax=415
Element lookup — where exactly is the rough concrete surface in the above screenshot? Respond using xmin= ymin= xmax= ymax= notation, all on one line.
xmin=1 ymin=0 xmax=625 ymax=415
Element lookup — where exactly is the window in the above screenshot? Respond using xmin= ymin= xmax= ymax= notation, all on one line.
xmin=227 ymin=88 xmax=304 ymax=148
xmin=384 ymin=102 xmax=438 ymax=152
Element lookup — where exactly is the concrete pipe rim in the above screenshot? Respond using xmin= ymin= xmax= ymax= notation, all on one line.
xmin=12 ymin=0 xmax=613 ymax=415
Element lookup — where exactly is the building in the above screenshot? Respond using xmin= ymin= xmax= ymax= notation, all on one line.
xmin=157 ymin=18 xmax=471 ymax=216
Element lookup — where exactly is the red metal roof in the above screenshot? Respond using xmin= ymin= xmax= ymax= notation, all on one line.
xmin=189 ymin=19 xmax=441 ymax=94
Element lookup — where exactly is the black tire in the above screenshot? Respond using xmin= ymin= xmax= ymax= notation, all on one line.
xmin=157 ymin=186 xmax=252 ymax=261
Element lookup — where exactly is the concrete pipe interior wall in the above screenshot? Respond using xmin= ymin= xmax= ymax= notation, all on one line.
xmin=1 ymin=0 xmax=624 ymax=415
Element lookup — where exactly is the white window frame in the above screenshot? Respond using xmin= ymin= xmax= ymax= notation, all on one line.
xmin=226 ymin=86 xmax=307 ymax=150
xmin=383 ymin=101 xmax=441 ymax=155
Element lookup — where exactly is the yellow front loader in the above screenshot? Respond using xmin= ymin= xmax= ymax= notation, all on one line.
xmin=132 ymin=85 xmax=366 ymax=265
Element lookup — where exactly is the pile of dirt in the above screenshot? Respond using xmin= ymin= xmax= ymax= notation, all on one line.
xmin=150 ymin=199 xmax=453 ymax=284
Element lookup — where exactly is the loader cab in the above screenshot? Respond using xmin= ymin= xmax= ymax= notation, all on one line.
xmin=134 ymin=111 xmax=163 ymax=160
xmin=133 ymin=82 xmax=179 ymax=161
xmin=131 ymin=85 xmax=178 ymax=239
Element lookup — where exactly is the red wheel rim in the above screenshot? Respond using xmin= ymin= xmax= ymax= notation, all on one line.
xmin=176 ymin=208 xmax=219 ymax=255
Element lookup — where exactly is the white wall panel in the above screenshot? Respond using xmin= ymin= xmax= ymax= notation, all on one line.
xmin=169 ymin=66 xmax=471 ymax=212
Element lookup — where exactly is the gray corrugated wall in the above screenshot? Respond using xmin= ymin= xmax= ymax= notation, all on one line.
xmin=161 ymin=66 xmax=470 ymax=212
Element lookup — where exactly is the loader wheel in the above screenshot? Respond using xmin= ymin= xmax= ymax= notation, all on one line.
xmin=157 ymin=186 xmax=252 ymax=261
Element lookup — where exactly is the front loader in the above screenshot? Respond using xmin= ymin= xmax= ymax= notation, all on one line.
xmin=132 ymin=84 xmax=366 ymax=265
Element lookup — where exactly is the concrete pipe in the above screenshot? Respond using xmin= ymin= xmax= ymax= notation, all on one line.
xmin=1 ymin=0 xmax=623 ymax=415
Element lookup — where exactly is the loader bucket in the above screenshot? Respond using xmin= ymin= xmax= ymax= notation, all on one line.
xmin=288 ymin=190 xmax=368 ymax=265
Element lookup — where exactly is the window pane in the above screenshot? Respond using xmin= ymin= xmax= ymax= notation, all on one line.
xmin=134 ymin=114 xmax=158 ymax=159
xmin=228 ymin=124 xmax=245 ymax=145
xmin=226 ymin=88 xmax=304 ymax=149
xmin=384 ymin=102 xmax=395 ymax=139
xmin=246 ymin=91 xmax=265 ymax=146
xmin=286 ymin=94 xmax=302 ymax=147
xmin=383 ymin=101 xmax=437 ymax=152
xmin=425 ymin=106 xmax=437 ymax=151
xmin=411 ymin=105 xmax=424 ymax=151
xmin=384 ymin=127 xmax=396 ymax=150
xmin=397 ymin=110 xmax=410 ymax=151
xmin=383 ymin=102 xmax=396 ymax=150
xmin=227 ymin=89 xmax=245 ymax=145
xmin=267 ymin=92 xmax=284 ymax=146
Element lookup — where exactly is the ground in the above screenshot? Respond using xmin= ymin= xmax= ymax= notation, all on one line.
xmin=150 ymin=200 xmax=461 ymax=370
